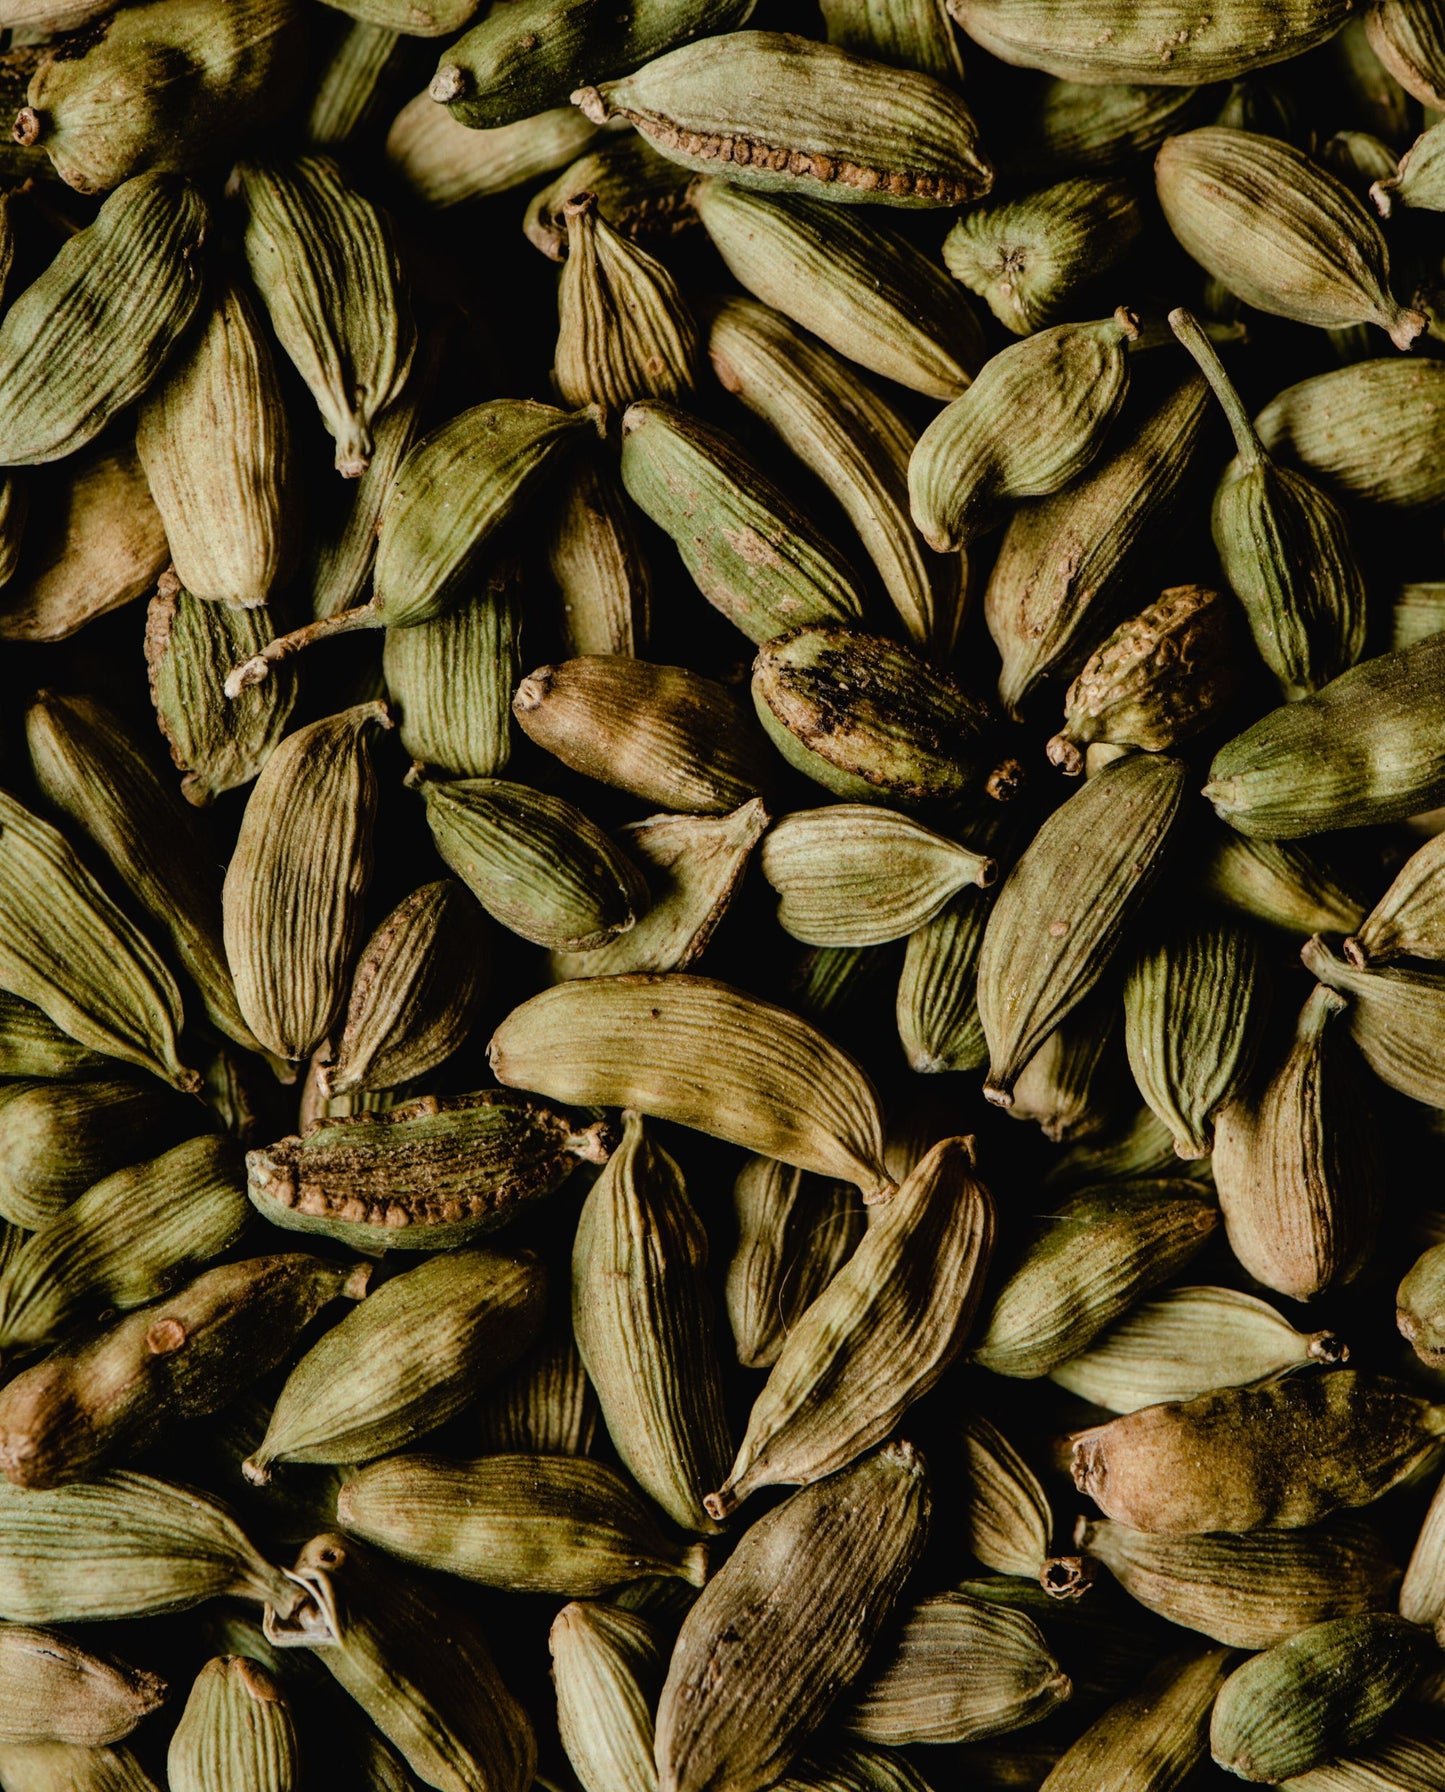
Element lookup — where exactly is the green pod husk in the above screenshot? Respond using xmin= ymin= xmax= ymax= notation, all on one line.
xmin=896 ymin=888 xmax=990 ymax=1074
xmin=388 ymin=94 xmax=599 ymax=206
xmin=168 ymin=1656 xmax=298 ymax=1792
xmin=1032 ymin=1647 xmax=1232 ymax=1792
xmin=233 ymin=155 xmax=413 ymax=479
xmin=417 ymin=773 xmax=647 ymax=951
xmin=573 ymin=1112 xmax=731 ymax=1534
xmin=574 ymin=30 xmax=993 ymax=208
xmin=223 ymin=702 xmax=390 ymax=1062
xmin=1345 ymin=833 xmax=1445 ymax=964
xmin=1372 ymin=116 xmax=1445 ymax=212
xmin=725 ymin=1156 xmax=862 ymax=1371
xmin=1077 ymin=1514 xmax=1399 ymax=1649
xmin=845 ymin=1592 xmax=1069 ymax=1746
xmin=909 ymin=309 xmax=1139 ymax=552
xmin=976 ymin=753 xmax=1188 ymax=1102
xmin=773 ymin=1743 xmax=936 ymax=1792
xmin=490 ymin=973 xmax=894 ymax=1201
xmin=1073 ymin=1371 xmax=1445 ymax=1535
xmin=432 ymin=0 xmax=755 ymax=129
xmin=546 ymin=452 xmax=652 ymax=657
xmin=761 ymin=807 xmax=995 ymax=947
xmin=1169 ymin=307 xmax=1368 ymax=697
xmin=26 ymin=690 xmax=261 ymax=1058
xmin=1401 ymin=1461 xmax=1445 ymax=1622
xmin=957 ymin=1411 xmax=1071 ymax=1586
xmin=819 ymin=0 xmax=965 ymax=80
xmin=514 ymin=656 xmax=773 ymax=816
xmin=619 ymin=400 xmax=867 ymax=643
xmin=942 ymin=176 xmax=1143 ymax=334
xmin=319 ymin=0 xmax=479 ymax=32
xmin=1052 ymin=1286 xmax=1346 ymax=1413
xmin=0 ymin=1627 xmax=164 ymax=1746
xmin=970 ymin=1178 xmax=1217 ymax=1378
xmin=1206 ymin=634 xmax=1445 ymax=837
xmin=692 ymin=178 xmax=984 ymax=398
xmin=524 ymin=134 xmax=696 ymax=262
xmin=0 ymin=1077 xmax=186 ymax=1231
xmin=1321 ymin=126 xmax=1402 ymax=196
xmin=146 ymin=576 xmax=297 ymax=807
xmin=244 ymin=1090 xmax=612 ymax=1251
xmin=948 ymin=0 xmax=1352 ymax=82
xmin=1006 ymin=990 xmax=1123 ymax=1145
xmin=1306 ymin=938 xmax=1445 ymax=1108
xmin=710 ymin=1137 xmax=994 ymax=1516
xmin=790 ymin=945 xmax=891 ymax=1023
xmin=1279 ymin=1730 xmax=1445 ymax=1791
xmin=1254 ymin=358 xmax=1445 ymax=510
xmin=0 ymin=996 xmax=105 ymax=1081
xmin=1122 ymin=918 xmax=1267 ymax=1159
xmin=1201 ymin=831 xmax=1367 ymax=936
xmin=320 ymin=880 xmax=488 ymax=1098
xmin=984 ymin=376 xmax=1210 ymax=716
xmin=307 ymin=18 xmax=408 ymax=149
xmin=657 ymin=1443 xmax=930 ymax=1792
xmin=267 ymin=1532 xmax=536 ymax=1792
xmin=1366 ymin=0 xmax=1445 ymax=106
xmin=549 ymin=802 xmax=769 ymax=981
xmin=246 ymin=1247 xmax=544 ymax=1479
xmin=1041 ymin=1104 xmax=1210 ymax=1193
xmin=0 ymin=1135 xmax=248 ymax=1355
xmin=707 ymin=293 xmax=963 ymax=654
xmin=0 ymin=1253 xmax=368 ymax=1489
xmin=474 ymin=1318 xmax=600 ymax=1457
xmin=551 ymin=1601 xmax=662 ymax=1792
xmin=0 ymin=172 xmax=207 ymax=468
xmin=135 ymin=269 xmax=294 ymax=609
xmin=751 ymin=625 xmax=997 ymax=805
xmin=1011 ymin=77 xmax=1213 ymax=174
xmin=337 ymin=1452 xmax=708 ymax=1593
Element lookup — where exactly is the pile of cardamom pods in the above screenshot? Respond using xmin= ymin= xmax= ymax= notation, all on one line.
xmin=4 ymin=0 xmax=1445 ymax=1787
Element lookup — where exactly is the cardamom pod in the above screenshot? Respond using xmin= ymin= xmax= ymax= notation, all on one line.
xmin=574 ymin=31 xmax=993 ymax=207
xmin=168 ymin=1656 xmax=299 ymax=1792
xmin=692 ymin=177 xmax=983 ymax=397
xmin=1202 ymin=829 xmax=1367 ymax=935
xmin=1255 ymin=357 xmax=1445 ymax=510
xmin=546 ymin=451 xmax=652 ymax=656
xmin=388 ymin=93 xmax=599 ymax=207
xmin=337 ymin=1452 xmax=708 ymax=1593
xmin=524 ymin=134 xmax=696 ymax=262
xmin=1313 ymin=939 xmax=1445 ymax=1108
xmin=0 ymin=470 xmax=25 ymax=590
xmin=820 ymin=0 xmax=965 ymax=81
xmin=475 ymin=1318 xmax=599 ymax=1458
xmin=1402 ymin=1466 xmax=1445 ymax=1623
xmin=1041 ymin=1103 xmax=1208 ymax=1193
xmin=307 ymin=17 xmax=407 ymax=150
xmin=710 ymin=1137 xmax=994 ymax=1515
xmin=725 ymin=1156 xmax=861 ymax=1370
xmin=0 ymin=994 xmax=107 ymax=1081
xmin=1367 ymin=0 xmax=1445 ymax=106
xmin=1344 ymin=834 xmax=1445 ymax=965
xmin=1032 ymin=1647 xmax=1232 ymax=1792
xmin=896 ymin=888 xmax=990 ymax=1074
xmin=791 ymin=944 xmax=891 ymax=1022
xmin=1322 ymin=124 xmax=1402 ymax=195
xmin=0 ymin=1628 xmax=164 ymax=1747
xmin=1013 ymin=77 xmax=1213 ymax=174
xmin=1276 ymin=1729 xmax=1445 ymax=1790
xmin=321 ymin=0 xmax=479 ymax=31
xmin=1372 ymin=117 xmax=1445 ymax=213
xmin=0 ymin=1077 xmax=187 ymax=1232
xmin=1393 ymin=581 xmax=1445 ymax=652
xmin=958 ymin=1410 xmax=1070 ymax=1586
xmin=551 ymin=1601 xmax=662 ymax=1792
xmin=656 ymin=1443 xmax=929 ymax=1792
xmin=774 ymin=1743 xmax=935 ymax=1792
xmin=245 ymin=1090 xmax=611 ymax=1250
xmin=1007 ymin=991 xmax=1123 ymax=1144
xmin=488 ymin=973 xmax=894 ymax=1201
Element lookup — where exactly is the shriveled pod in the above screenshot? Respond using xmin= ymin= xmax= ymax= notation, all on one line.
xmin=1366 ymin=0 xmax=1445 ymax=107
xmin=958 ymin=1410 xmax=1084 ymax=1593
xmin=1345 ymin=832 xmax=1445 ymax=965
xmin=896 ymin=888 xmax=990 ymax=1074
xmin=1030 ymin=1648 xmax=1232 ymax=1792
xmin=0 ymin=1626 xmax=165 ymax=1746
xmin=1007 ymin=991 xmax=1123 ymax=1145
xmin=1371 ymin=117 xmax=1445 ymax=214
xmin=524 ymin=135 xmax=696 ymax=263
xmin=386 ymin=95 xmax=601 ymax=208
xmin=1305 ymin=937 xmax=1445 ymax=1109
xmin=725 ymin=1156 xmax=862 ymax=1370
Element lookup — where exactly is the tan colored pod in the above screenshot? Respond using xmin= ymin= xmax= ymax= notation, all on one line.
xmin=1366 ymin=0 xmax=1445 ymax=106
xmin=475 ymin=1319 xmax=600 ymax=1458
xmin=1305 ymin=942 xmax=1445 ymax=1110
xmin=1203 ymin=831 xmax=1367 ymax=937
xmin=524 ymin=134 xmax=696 ymax=264
xmin=1035 ymin=1647 xmax=1232 ymax=1792
xmin=1346 ymin=832 xmax=1445 ymax=964
xmin=0 ymin=1627 xmax=164 ymax=1747
xmin=546 ymin=451 xmax=652 ymax=657
xmin=1006 ymin=990 xmax=1122 ymax=1145
xmin=725 ymin=1156 xmax=862 ymax=1371
xmin=551 ymin=1601 xmax=662 ymax=1792
xmin=1278 ymin=1730 xmax=1445 ymax=1790
xmin=958 ymin=1411 xmax=1077 ymax=1590
xmin=0 ymin=1077 xmax=188 ymax=1232
xmin=490 ymin=973 xmax=894 ymax=1201
xmin=168 ymin=1655 xmax=298 ymax=1792
xmin=387 ymin=93 xmax=599 ymax=207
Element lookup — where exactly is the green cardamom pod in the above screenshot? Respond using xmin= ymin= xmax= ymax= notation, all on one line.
xmin=1007 ymin=991 xmax=1123 ymax=1145
xmin=0 ymin=1077 xmax=188 ymax=1232
xmin=1399 ymin=1239 xmax=1445 ymax=1365
xmin=168 ymin=1656 xmax=298 ymax=1792
xmin=1321 ymin=124 xmax=1402 ymax=196
xmin=943 ymin=176 xmax=1143 ymax=334
xmin=710 ymin=1137 xmax=994 ymax=1516
xmin=573 ymin=31 xmax=993 ymax=208
xmin=135 ymin=270 xmax=294 ymax=609
xmin=725 ymin=1156 xmax=861 ymax=1370
xmin=1367 ymin=0 xmax=1445 ymax=106
xmin=524 ymin=133 xmax=696 ymax=262
xmin=245 ymin=1090 xmax=611 ymax=1250
xmin=338 ymin=1451 xmax=708 ymax=1593
xmin=1402 ymin=1463 xmax=1445 ymax=1624
xmin=1202 ymin=829 xmax=1367 ymax=935
xmin=1013 ymin=77 xmax=1213 ymax=175
xmin=896 ymin=890 xmax=990 ymax=1075
xmin=1041 ymin=1103 xmax=1210 ymax=1193
xmin=245 ymin=1247 xmax=544 ymax=1480
xmin=475 ymin=1318 xmax=599 ymax=1458
xmin=957 ymin=1410 xmax=1072 ymax=1586
xmin=1304 ymin=934 xmax=1445 ymax=1108
xmin=388 ymin=93 xmax=599 ymax=207
xmin=1255 ymin=357 xmax=1445 ymax=511
xmin=307 ymin=18 xmax=408 ymax=150
xmin=573 ymin=1111 xmax=732 ymax=1534
xmin=489 ymin=972 xmax=894 ymax=1201
xmin=1372 ymin=117 xmax=1445 ymax=213
xmin=1393 ymin=580 xmax=1445 ymax=652
xmin=773 ymin=1742 xmax=936 ymax=1792
xmin=0 ymin=994 xmax=107 ymax=1081
xmin=693 ymin=177 xmax=983 ymax=397
xmin=985 ymin=375 xmax=1210 ymax=716
xmin=790 ymin=944 xmax=891 ymax=1022
xmin=1275 ymin=1730 xmax=1445 ymax=1790
xmin=551 ymin=1601 xmax=661 ymax=1792
xmin=1344 ymin=834 xmax=1445 ymax=965
xmin=819 ymin=0 xmax=965 ymax=80
xmin=1033 ymin=1647 xmax=1232 ymax=1792
xmin=0 ymin=1627 xmax=165 ymax=1746
xmin=971 ymin=1179 xmax=1217 ymax=1378
xmin=546 ymin=451 xmax=652 ymax=656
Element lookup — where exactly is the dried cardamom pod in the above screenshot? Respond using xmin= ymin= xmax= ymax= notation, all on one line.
xmin=0 ymin=470 xmax=26 ymax=590
xmin=387 ymin=93 xmax=599 ymax=207
xmin=791 ymin=945 xmax=890 ymax=1022
xmin=1053 ymin=1286 xmax=1347 ymax=1413
xmin=1032 ymin=1647 xmax=1232 ymax=1792
xmin=943 ymin=176 xmax=1143 ymax=334
xmin=1310 ymin=941 xmax=1445 ymax=1108
xmin=896 ymin=889 xmax=990 ymax=1075
xmin=0 ymin=173 xmax=208 ymax=466
xmin=819 ymin=0 xmax=964 ymax=81
xmin=774 ymin=1743 xmax=936 ymax=1792
xmin=382 ymin=559 xmax=518 ymax=776
xmin=1202 ymin=830 xmax=1367 ymax=935
xmin=725 ymin=1156 xmax=861 ymax=1371
xmin=0 ymin=1077 xmax=186 ymax=1232
xmin=266 ymin=1532 xmax=536 ymax=1792
xmin=546 ymin=451 xmax=652 ymax=656
xmin=958 ymin=1410 xmax=1074 ymax=1587
xmin=845 ymin=1591 xmax=1069 ymax=1746
xmin=307 ymin=17 xmax=408 ymax=149
xmin=984 ymin=376 xmax=1210 ymax=716
xmin=692 ymin=178 xmax=983 ymax=397
xmin=573 ymin=1112 xmax=731 ymax=1534
xmin=658 ymin=1443 xmax=929 ymax=1792
xmin=0 ymin=1134 xmax=249 ymax=1355
xmin=0 ymin=994 xmax=106 ymax=1081
xmin=146 ymin=576 xmax=297 ymax=806
xmin=1372 ymin=117 xmax=1445 ymax=213
xmin=977 ymin=753 xmax=1187 ymax=1103
xmin=168 ymin=1656 xmax=298 ymax=1792
xmin=1322 ymin=126 xmax=1402 ymax=196
xmin=551 ymin=1601 xmax=662 ymax=1792
xmin=514 ymin=656 xmax=773 ymax=815
xmin=1206 ymin=634 xmax=1445 ymax=836
xmin=910 ymin=308 xmax=1139 ymax=552
xmin=246 ymin=1248 xmax=544 ymax=1480
xmin=524 ymin=134 xmax=696 ymax=262
xmin=1041 ymin=1104 xmax=1209 ymax=1193
xmin=752 ymin=625 xmax=996 ymax=805
xmin=338 ymin=1452 xmax=708 ymax=1593
xmin=1275 ymin=1730 xmax=1445 ymax=1791
xmin=432 ymin=0 xmax=755 ymax=129
xmin=245 ymin=1090 xmax=611 ymax=1250
xmin=1402 ymin=1463 xmax=1445 ymax=1623
xmin=574 ymin=31 xmax=993 ymax=207
xmin=1048 ymin=584 xmax=1239 ymax=773
xmin=709 ymin=1137 xmax=994 ymax=1515
xmin=1077 ymin=1514 xmax=1399 ymax=1649
xmin=475 ymin=1318 xmax=600 ymax=1457
xmin=233 ymin=155 xmax=413 ymax=478
xmin=1393 ymin=581 xmax=1445 ymax=652
xmin=550 ymin=801 xmax=769 ymax=981
xmin=0 ymin=1627 xmax=164 ymax=1746
xmin=1345 ymin=835 xmax=1445 ymax=965
xmin=1367 ymin=0 xmax=1445 ymax=105
xmin=489 ymin=973 xmax=894 ymax=1201
xmin=135 ymin=270 xmax=293 ymax=609
xmin=1255 ymin=357 xmax=1445 ymax=510
xmin=1012 ymin=77 xmax=1212 ymax=174
xmin=1007 ymin=992 xmax=1122 ymax=1144
xmin=1399 ymin=1240 xmax=1445 ymax=1365
xmin=619 ymin=400 xmax=867 ymax=643
xmin=1214 ymin=1618 xmax=1432 ymax=1780
xmin=970 ymin=1179 xmax=1217 ymax=1378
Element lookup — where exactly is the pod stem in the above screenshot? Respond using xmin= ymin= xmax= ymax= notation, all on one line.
xmin=223 ymin=602 xmax=382 ymax=697
xmin=1167 ymin=306 xmax=1265 ymax=468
